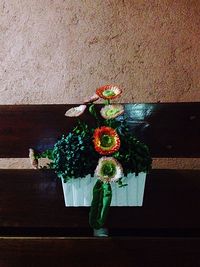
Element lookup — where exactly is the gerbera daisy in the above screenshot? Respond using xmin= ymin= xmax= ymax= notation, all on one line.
xmin=65 ymin=105 xmax=87 ymax=117
xmin=93 ymin=126 xmax=120 ymax=155
xmin=96 ymin=85 xmax=122 ymax=100
xmin=100 ymin=104 xmax=124 ymax=119
xmin=95 ymin=157 xmax=123 ymax=183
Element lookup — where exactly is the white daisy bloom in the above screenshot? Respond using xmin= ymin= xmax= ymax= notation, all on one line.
xmin=95 ymin=157 xmax=123 ymax=183
xmin=83 ymin=93 xmax=99 ymax=104
xmin=65 ymin=105 xmax=87 ymax=117
xmin=100 ymin=104 xmax=124 ymax=119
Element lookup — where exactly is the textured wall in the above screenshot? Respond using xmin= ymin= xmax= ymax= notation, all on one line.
xmin=0 ymin=0 xmax=200 ymax=104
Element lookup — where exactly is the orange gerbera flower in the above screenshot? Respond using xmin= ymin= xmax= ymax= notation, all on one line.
xmin=96 ymin=85 xmax=122 ymax=100
xmin=93 ymin=126 xmax=120 ymax=155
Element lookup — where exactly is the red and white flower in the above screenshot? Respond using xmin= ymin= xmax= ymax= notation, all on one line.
xmin=93 ymin=126 xmax=120 ymax=155
xmin=96 ymin=85 xmax=122 ymax=100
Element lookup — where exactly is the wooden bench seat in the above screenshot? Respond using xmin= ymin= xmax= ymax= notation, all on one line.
xmin=1 ymin=169 xmax=200 ymax=237
xmin=1 ymin=237 xmax=200 ymax=267
xmin=0 ymin=103 xmax=200 ymax=266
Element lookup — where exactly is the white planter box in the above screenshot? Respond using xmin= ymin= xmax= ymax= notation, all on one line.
xmin=62 ymin=172 xmax=146 ymax=207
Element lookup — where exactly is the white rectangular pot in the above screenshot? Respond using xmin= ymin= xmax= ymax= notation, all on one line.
xmin=62 ymin=172 xmax=146 ymax=207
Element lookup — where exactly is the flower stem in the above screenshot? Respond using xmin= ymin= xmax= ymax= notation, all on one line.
xmin=89 ymin=103 xmax=100 ymax=126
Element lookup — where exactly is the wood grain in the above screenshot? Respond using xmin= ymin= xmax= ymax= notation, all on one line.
xmin=1 ymin=237 xmax=200 ymax=267
xmin=1 ymin=169 xmax=200 ymax=236
xmin=1 ymin=103 xmax=200 ymax=266
xmin=0 ymin=103 xmax=200 ymax=157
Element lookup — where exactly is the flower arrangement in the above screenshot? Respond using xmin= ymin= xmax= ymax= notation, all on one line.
xmin=30 ymin=85 xmax=152 ymax=232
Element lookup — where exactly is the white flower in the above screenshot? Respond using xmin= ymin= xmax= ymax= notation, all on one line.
xmin=95 ymin=157 xmax=123 ymax=183
xmin=100 ymin=104 xmax=124 ymax=119
xmin=83 ymin=93 xmax=99 ymax=104
xmin=65 ymin=105 xmax=87 ymax=117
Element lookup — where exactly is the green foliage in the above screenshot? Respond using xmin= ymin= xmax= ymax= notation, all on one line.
xmin=103 ymin=117 xmax=152 ymax=176
xmin=38 ymin=122 xmax=99 ymax=182
xmin=117 ymin=178 xmax=128 ymax=188
xmin=37 ymin=106 xmax=152 ymax=183
xmin=35 ymin=149 xmax=53 ymax=160
xmin=88 ymin=104 xmax=99 ymax=123
xmin=112 ymin=131 xmax=152 ymax=176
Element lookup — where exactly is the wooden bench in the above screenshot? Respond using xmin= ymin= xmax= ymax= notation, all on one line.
xmin=0 ymin=103 xmax=200 ymax=266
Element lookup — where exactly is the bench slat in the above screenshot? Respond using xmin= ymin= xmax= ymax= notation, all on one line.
xmin=1 ymin=237 xmax=200 ymax=267
xmin=0 ymin=103 xmax=200 ymax=158
xmin=1 ymin=169 xmax=200 ymax=235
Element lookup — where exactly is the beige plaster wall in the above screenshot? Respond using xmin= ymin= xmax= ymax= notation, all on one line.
xmin=1 ymin=0 xmax=200 ymax=104
xmin=0 ymin=0 xmax=200 ymax=169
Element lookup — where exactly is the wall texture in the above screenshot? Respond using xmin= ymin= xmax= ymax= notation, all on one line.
xmin=0 ymin=0 xmax=200 ymax=104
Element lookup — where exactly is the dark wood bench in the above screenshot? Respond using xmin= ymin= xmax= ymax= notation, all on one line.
xmin=0 ymin=103 xmax=200 ymax=266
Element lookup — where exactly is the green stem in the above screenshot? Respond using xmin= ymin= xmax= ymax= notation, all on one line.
xmin=89 ymin=180 xmax=112 ymax=229
xmin=89 ymin=104 xmax=100 ymax=126
xmin=104 ymin=99 xmax=110 ymax=105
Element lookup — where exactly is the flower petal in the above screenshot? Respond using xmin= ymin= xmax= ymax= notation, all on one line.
xmin=65 ymin=105 xmax=87 ymax=117
xmin=93 ymin=126 xmax=120 ymax=155
xmin=95 ymin=157 xmax=123 ymax=183
xmin=83 ymin=93 xmax=99 ymax=104
xmin=100 ymin=104 xmax=124 ymax=119
xmin=96 ymin=85 xmax=122 ymax=100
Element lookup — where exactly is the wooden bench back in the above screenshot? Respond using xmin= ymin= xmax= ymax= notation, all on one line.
xmin=0 ymin=103 xmax=200 ymax=159
xmin=1 ymin=103 xmax=200 ymax=266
